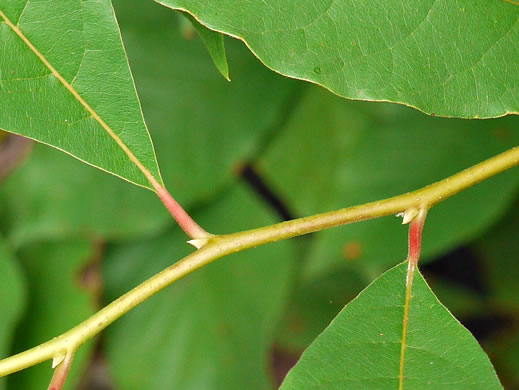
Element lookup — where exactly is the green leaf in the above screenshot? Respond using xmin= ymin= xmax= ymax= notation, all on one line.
xmin=474 ymin=199 xmax=519 ymax=311
xmin=0 ymin=144 xmax=169 ymax=246
xmin=103 ymin=183 xmax=295 ymax=390
xmin=7 ymin=240 xmax=98 ymax=390
xmin=257 ymin=86 xmax=519 ymax=280
xmin=471 ymin=199 xmax=519 ymax=387
xmin=0 ymin=237 xmax=25 ymax=390
xmin=179 ymin=12 xmax=230 ymax=80
xmin=280 ymin=262 xmax=502 ymax=389
xmin=114 ymin=0 xmax=295 ymax=207
xmin=422 ymin=276 xmax=485 ymax=320
xmin=156 ymin=0 xmax=519 ymax=118
xmin=486 ymin=330 xmax=519 ymax=389
xmin=276 ymin=267 xmax=368 ymax=352
xmin=1 ymin=0 xmax=296 ymax=245
xmin=0 ymin=1 xmax=161 ymax=189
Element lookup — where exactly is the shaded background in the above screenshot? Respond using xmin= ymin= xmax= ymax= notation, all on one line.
xmin=1 ymin=0 xmax=518 ymax=388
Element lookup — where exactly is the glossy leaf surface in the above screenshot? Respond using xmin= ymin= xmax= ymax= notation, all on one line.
xmin=0 ymin=0 xmax=296 ymax=245
xmin=114 ymin=0 xmax=295 ymax=207
xmin=157 ymin=0 xmax=519 ymax=118
xmin=281 ymin=262 xmax=502 ymax=389
xmin=0 ymin=0 xmax=161 ymax=188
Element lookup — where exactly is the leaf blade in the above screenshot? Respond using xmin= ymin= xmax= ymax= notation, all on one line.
xmin=280 ymin=262 xmax=502 ymax=389
xmin=0 ymin=1 xmax=162 ymax=189
xmin=113 ymin=0 xmax=296 ymax=206
xmin=156 ymin=0 xmax=519 ymax=118
xmin=180 ymin=11 xmax=230 ymax=80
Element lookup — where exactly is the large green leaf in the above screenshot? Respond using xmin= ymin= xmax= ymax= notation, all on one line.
xmin=113 ymin=0 xmax=295 ymax=207
xmin=0 ymin=237 xmax=25 ymax=390
xmin=281 ymin=262 xmax=502 ymax=389
xmin=103 ymin=183 xmax=295 ymax=390
xmin=0 ymin=0 xmax=161 ymax=188
xmin=0 ymin=0 xmax=296 ymax=245
xmin=0 ymin=144 xmax=169 ymax=246
xmin=7 ymin=240 xmax=98 ymax=390
xmin=157 ymin=0 xmax=519 ymax=118
xmin=258 ymin=86 xmax=519 ymax=280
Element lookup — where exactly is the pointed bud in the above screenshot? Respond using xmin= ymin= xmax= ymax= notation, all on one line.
xmin=52 ymin=354 xmax=65 ymax=369
xmin=400 ymin=208 xmax=419 ymax=225
xmin=187 ymin=237 xmax=210 ymax=249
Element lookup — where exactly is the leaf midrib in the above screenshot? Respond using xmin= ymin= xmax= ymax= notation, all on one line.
xmin=0 ymin=7 xmax=162 ymax=191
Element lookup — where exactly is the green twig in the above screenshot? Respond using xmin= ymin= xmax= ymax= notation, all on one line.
xmin=1 ymin=145 xmax=518 ymax=379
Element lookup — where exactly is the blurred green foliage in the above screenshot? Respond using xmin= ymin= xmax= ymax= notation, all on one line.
xmin=1 ymin=0 xmax=519 ymax=389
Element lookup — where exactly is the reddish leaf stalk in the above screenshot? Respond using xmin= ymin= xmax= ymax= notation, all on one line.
xmin=399 ymin=208 xmax=427 ymax=389
xmin=47 ymin=352 xmax=74 ymax=390
xmin=407 ymin=209 xmax=426 ymax=268
xmin=154 ymin=185 xmax=210 ymax=239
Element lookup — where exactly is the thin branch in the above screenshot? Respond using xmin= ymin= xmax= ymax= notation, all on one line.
xmin=1 ymin=145 xmax=519 ymax=378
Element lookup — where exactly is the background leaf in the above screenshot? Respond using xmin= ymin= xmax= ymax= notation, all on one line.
xmin=475 ymin=201 xmax=519 ymax=312
xmin=6 ymin=240 xmax=98 ymax=390
xmin=0 ymin=0 xmax=161 ymax=188
xmin=0 ymin=237 xmax=25 ymax=390
xmin=179 ymin=11 xmax=230 ymax=81
xmin=0 ymin=0 xmax=297 ymax=246
xmin=113 ymin=0 xmax=296 ymax=207
xmin=0 ymin=144 xmax=168 ymax=246
xmin=103 ymin=183 xmax=295 ymax=390
xmin=156 ymin=0 xmax=519 ymax=118
xmin=275 ymin=266 xmax=367 ymax=352
xmin=280 ymin=262 xmax=502 ymax=390
xmin=470 ymin=200 xmax=519 ymax=388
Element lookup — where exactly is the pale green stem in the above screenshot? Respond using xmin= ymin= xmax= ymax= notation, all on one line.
xmin=1 ymin=145 xmax=519 ymax=378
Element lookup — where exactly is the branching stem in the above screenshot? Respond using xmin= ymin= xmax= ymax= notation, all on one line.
xmin=1 ymin=145 xmax=519 ymax=380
